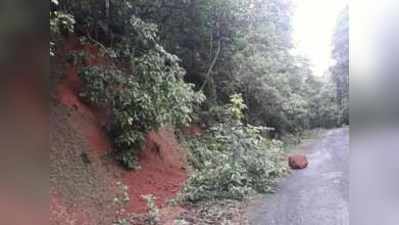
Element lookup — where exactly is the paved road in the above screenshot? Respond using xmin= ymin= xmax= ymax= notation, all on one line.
xmin=248 ymin=128 xmax=349 ymax=225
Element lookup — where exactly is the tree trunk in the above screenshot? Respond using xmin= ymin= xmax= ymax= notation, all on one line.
xmin=200 ymin=36 xmax=221 ymax=91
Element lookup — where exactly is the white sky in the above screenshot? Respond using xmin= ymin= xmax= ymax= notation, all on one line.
xmin=291 ymin=0 xmax=348 ymax=76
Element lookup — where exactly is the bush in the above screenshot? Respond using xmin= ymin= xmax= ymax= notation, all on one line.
xmin=182 ymin=95 xmax=287 ymax=202
xmin=142 ymin=195 xmax=160 ymax=225
xmin=79 ymin=51 xmax=204 ymax=168
xmin=50 ymin=0 xmax=75 ymax=56
xmin=73 ymin=9 xmax=205 ymax=169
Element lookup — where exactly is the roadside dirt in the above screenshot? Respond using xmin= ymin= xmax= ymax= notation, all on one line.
xmin=50 ymin=37 xmax=190 ymax=224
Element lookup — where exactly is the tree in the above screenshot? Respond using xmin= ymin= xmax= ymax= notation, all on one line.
xmin=331 ymin=6 xmax=349 ymax=125
xmin=52 ymin=0 xmax=344 ymax=141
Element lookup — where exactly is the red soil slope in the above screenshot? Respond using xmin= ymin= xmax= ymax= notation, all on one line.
xmin=123 ymin=128 xmax=187 ymax=213
xmin=51 ymin=37 xmax=188 ymax=224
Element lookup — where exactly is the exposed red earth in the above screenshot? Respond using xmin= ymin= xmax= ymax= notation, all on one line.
xmin=122 ymin=128 xmax=187 ymax=213
xmin=50 ymin=37 xmax=189 ymax=224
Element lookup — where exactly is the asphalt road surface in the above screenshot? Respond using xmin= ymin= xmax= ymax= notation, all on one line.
xmin=248 ymin=128 xmax=349 ymax=225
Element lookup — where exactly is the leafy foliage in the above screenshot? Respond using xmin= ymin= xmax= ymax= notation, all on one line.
xmin=228 ymin=94 xmax=247 ymax=122
xmin=53 ymin=0 xmax=347 ymax=171
xmin=182 ymin=95 xmax=287 ymax=202
xmin=119 ymin=0 xmax=340 ymax=133
xmin=173 ymin=200 xmax=247 ymax=225
xmin=142 ymin=195 xmax=161 ymax=225
xmin=54 ymin=0 xmax=347 ymax=136
xmin=79 ymin=51 xmax=204 ymax=168
xmin=331 ymin=6 xmax=349 ymax=125
xmin=50 ymin=0 xmax=75 ymax=56
xmin=113 ymin=181 xmax=130 ymax=206
xmin=74 ymin=4 xmax=205 ymax=169
xmin=113 ymin=219 xmax=131 ymax=225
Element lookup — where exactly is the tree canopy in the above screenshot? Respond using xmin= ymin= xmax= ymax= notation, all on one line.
xmin=331 ymin=6 xmax=349 ymax=125
xmin=50 ymin=0 xmax=349 ymax=167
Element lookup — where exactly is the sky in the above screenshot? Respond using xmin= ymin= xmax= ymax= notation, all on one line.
xmin=291 ymin=0 xmax=348 ymax=76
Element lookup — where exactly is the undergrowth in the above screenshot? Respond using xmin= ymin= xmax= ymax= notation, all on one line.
xmin=78 ymin=16 xmax=204 ymax=169
xmin=182 ymin=94 xmax=288 ymax=202
xmin=174 ymin=200 xmax=248 ymax=225
xmin=142 ymin=195 xmax=160 ymax=225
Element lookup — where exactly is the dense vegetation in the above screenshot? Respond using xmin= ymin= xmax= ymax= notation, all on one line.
xmin=50 ymin=0 xmax=348 ymax=203
xmin=79 ymin=60 xmax=204 ymax=168
xmin=331 ymin=6 xmax=349 ymax=125
xmin=183 ymin=94 xmax=287 ymax=202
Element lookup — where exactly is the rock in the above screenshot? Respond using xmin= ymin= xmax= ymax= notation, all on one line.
xmin=288 ymin=154 xmax=308 ymax=169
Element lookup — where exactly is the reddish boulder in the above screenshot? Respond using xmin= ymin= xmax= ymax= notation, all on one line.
xmin=288 ymin=154 xmax=308 ymax=169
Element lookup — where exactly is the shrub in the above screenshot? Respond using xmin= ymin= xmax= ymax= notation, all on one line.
xmin=182 ymin=94 xmax=287 ymax=202
xmin=75 ymin=11 xmax=205 ymax=169
xmin=142 ymin=195 xmax=160 ymax=225
xmin=50 ymin=0 xmax=75 ymax=56
xmin=79 ymin=51 xmax=204 ymax=168
xmin=113 ymin=219 xmax=131 ymax=225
